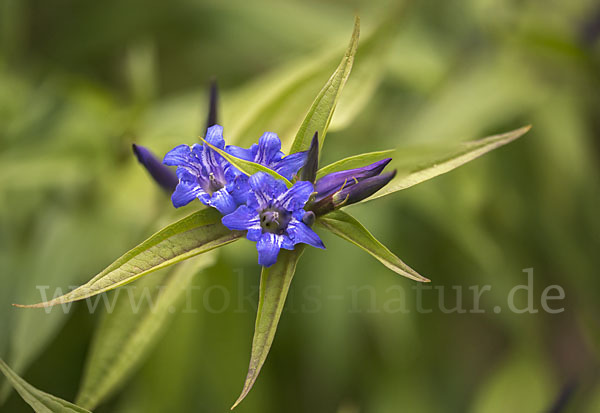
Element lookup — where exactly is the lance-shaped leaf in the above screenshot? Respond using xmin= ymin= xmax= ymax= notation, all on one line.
xmin=14 ymin=208 xmax=242 ymax=308
xmin=75 ymin=253 xmax=216 ymax=410
xmin=231 ymin=247 xmax=305 ymax=410
xmin=316 ymin=149 xmax=396 ymax=179
xmin=0 ymin=358 xmax=90 ymax=413
xmin=289 ymin=16 xmax=360 ymax=155
xmin=363 ymin=126 xmax=531 ymax=202
xmin=200 ymin=137 xmax=293 ymax=187
xmin=317 ymin=210 xmax=429 ymax=282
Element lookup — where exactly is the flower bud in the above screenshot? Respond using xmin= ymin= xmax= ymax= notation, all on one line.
xmin=314 ymin=158 xmax=391 ymax=202
xmin=132 ymin=144 xmax=178 ymax=192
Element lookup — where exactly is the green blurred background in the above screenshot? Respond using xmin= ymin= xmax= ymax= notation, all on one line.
xmin=1 ymin=0 xmax=599 ymax=412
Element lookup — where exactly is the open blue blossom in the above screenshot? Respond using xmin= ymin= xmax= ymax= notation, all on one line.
xmin=226 ymin=132 xmax=308 ymax=180
xmin=222 ymin=172 xmax=325 ymax=267
xmin=163 ymin=125 xmax=245 ymax=214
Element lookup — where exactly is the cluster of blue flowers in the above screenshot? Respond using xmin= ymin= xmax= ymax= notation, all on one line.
xmin=160 ymin=124 xmax=395 ymax=267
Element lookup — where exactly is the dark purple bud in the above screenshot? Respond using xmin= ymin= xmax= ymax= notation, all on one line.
xmin=334 ymin=170 xmax=396 ymax=206
xmin=300 ymin=132 xmax=319 ymax=183
xmin=302 ymin=211 xmax=316 ymax=226
xmin=132 ymin=144 xmax=178 ymax=192
xmin=309 ymin=170 xmax=396 ymax=216
xmin=315 ymin=158 xmax=392 ymax=201
xmin=205 ymin=79 xmax=219 ymax=131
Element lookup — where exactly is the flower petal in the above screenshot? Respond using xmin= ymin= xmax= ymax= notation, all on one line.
xmin=287 ymin=219 xmax=325 ymax=249
xmin=274 ymin=151 xmax=308 ymax=180
xmin=248 ymin=172 xmax=287 ymax=209
xmin=227 ymin=175 xmax=250 ymax=205
xmin=207 ymin=187 xmax=238 ymax=214
xmin=256 ymin=132 xmax=283 ymax=165
xmin=163 ymin=145 xmax=194 ymax=168
xmin=205 ymin=124 xmax=225 ymax=148
xmin=256 ymin=233 xmax=289 ymax=267
xmin=226 ymin=144 xmax=257 ymax=161
xmin=171 ymin=181 xmax=205 ymax=208
xmin=222 ymin=205 xmax=261 ymax=232
xmin=276 ymin=181 xmax=314 ymax=211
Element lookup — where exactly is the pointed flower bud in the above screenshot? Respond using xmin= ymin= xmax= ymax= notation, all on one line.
xmin=300 ymin=132 xmax=319 ymax=183
xmin=314 ymin=158 xmax=391 ymax=202
xmin=205 ymin=79 xmax=219 ymax=130
xmin=132 ymin=144 xmax=178 ymax=192
xmin=308 ymin=159 xmax=395 ymax=216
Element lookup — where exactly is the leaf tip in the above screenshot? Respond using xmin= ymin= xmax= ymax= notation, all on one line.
xmin=12 ymin=302 xmax=48 ymax=309
xmin=230 ymin=392 xmax=248 ymax=410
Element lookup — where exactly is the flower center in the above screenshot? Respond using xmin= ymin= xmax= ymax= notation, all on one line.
xmin=203 ymin=172 xmax=225 ymax=195
xmin=259 ymin=208 xmax=290 ymax=234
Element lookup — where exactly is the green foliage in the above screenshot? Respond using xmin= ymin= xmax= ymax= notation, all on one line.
xmin=365 ymin=126 xmax=531 ymax=202
xmin=16 ymin=208 xmax=242 ymax=308
xmin=232 ymin=247 xmax=305 ymax=409
xmin=1 ymin=0 xmax=599 ymax=412
xmin=317 ymin=210 xmax=428 ymax=282
xmin=0 ymin=359 xmax=90 ymax=413
xmin=75 ymin=254 xmax=217 ymax=410
xmin=290 ymin=17 xmax=360 ymax=155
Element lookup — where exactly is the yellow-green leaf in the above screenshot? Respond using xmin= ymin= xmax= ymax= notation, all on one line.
xmin=14 ymin=208 xmax=242 ymax=308
xmin=75 ymin=253 xmax=216 ymax=410
xmin=363 ymin=126 xmax=531 ymax=202
xmin=200 ymin=137 xmax=292 ymax=187
xmin=317 ymin=210 xmax=429 ymax=282
xmin=289 ymin=16 xmax=360 ymax=155
xmin=231 ymin=247 xmax=305 ymax=409
xmin=0 ymin=358 xmax=90 ymax=413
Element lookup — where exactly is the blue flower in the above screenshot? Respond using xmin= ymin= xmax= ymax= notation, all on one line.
xmin=222 ymin=172 xmax=325 ymax=267
xmin=226 ymin=132 xmax=308 ymax=180
xmin=163 ymin=125 xmax=246 ymax=214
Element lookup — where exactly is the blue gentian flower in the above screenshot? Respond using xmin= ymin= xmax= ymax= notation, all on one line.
xmin=222 ymin=172 xmax=325 ymax=267
xmin=226 ymin=132 xmax=308 ymax=180
xmin=163 ymin=125 xmax=245 ymax=214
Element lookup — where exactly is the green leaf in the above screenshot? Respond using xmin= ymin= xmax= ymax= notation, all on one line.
xmin=316 ymin=149 xmax=396 ymax=179
xmin=75 ymin=253 xmax=216 ymax=410
xmin=231 ymin=247 xmax=305 ymax=410
xmin=363 ymin=126 xmax=531 ymax=202
xmin=14 ymin=208 xmax=242 ymax=308
xmin=200 ymin=137 xmax=292 ymax=187
xmin=289 ymin=16 xmax=360 ymax=155
xmin=0 ymin=358 xmax=90 ymax=413
xmin=317 ymin=210 xmax=429 ymax=282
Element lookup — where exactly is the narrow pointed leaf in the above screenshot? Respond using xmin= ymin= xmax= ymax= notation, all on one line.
xmin=14 ymin=208 xmax=242 ymax=308
xmin=75 ymin=253 xmax=216 ymax=410
xmin=0 ymin=358 xmax=90 ymax=413
xmin=231 ymin=247 xmax=305 ymax=409
xmin=363 ymin=126 xmax=531 ymax=202
xmin=200 ymin=137 xmax=293 ymax=187
xmin=289 ymin=16 xmax=360 ymax=155
xmin=317 ymin=210 xmax=429 ymax=282
xmin=316 ymin=149 xmax=396 ymax=180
